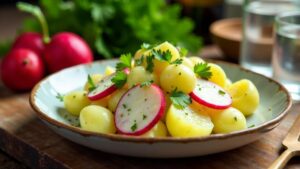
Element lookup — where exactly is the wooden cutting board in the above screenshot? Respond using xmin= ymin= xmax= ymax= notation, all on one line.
xmin=0 ymin=81 xmax=300 ymax=169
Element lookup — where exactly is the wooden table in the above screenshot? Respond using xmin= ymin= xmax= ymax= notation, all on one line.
xmin=1 ymin=5 xmax=300 ymax=169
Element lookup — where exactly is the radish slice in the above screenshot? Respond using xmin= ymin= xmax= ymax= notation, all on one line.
xmin=190 ymin=79 xmax=232 ymax=109
xmin=87 ymin=73 xmax=117 ymax=101
xmin=115 ymin=84 xmax=166 ymax=135
xmin=87 ymin=69 xmax=129 ymax=101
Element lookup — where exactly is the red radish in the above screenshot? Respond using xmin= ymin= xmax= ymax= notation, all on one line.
xmin=44 ymin=32 xmax=93 ymax=73
xmin=190 ymin=79 xmax=232 ymax=109
xmin=115 ymin=84 xmax=166 ymax=135
xmin=87 ymin=73 xmax=118 ymax=101
xmin=88 ymin=69 xmax=129 ymax=101
xmin=12 ymin=32 xmax=44 ymax=57
xmin=0 ymin=48 xmax=45 ymax=91
xmin=17 ymin=3 xmax=93 ymax=73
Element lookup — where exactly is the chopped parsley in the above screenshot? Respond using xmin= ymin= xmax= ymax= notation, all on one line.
xmin=134 ymin=55 xmax=144 ymax=66
xmin=87 ymin=74 xmax=96 ymax=91
xmin=170 ymin=89 xmax=192 ymax=109
xmin=140 ymin=80 xmax=154 ymax=87
xmin=56 ymin=93 xmax=64 ymax=102
xmin=143 ymin=114 xmax=147 ymax=120
xmin=116 ymin=53 xmax=132 ymax=71
xmin=248 ymin=124 xmax=255 ymax=128
xmin=194 ymin=62 xmax=212 ymax=80
xmin=122 ymin=104 xmax=127 ymax=109
xmin=131 ymin=121 xmax=137 ymax=131
xmin=179 ymin=47 xmax=188 ymax=57
xmin=234 ymin=116 xmax=238 ymax=121
xmin=171 ymin=58 xmax=183 ymax=65
xmin=111 ymin=71 xmax=127 ymax=88
xmin=218 ymin=90 xmax=226 ymax=96
xmin=146 ymin=55 xmax=154 ymax=73
xmin=141 ymin=43 xmax=152 ymax=50
xmin=152 ymin=49 xmax=172 ymax=63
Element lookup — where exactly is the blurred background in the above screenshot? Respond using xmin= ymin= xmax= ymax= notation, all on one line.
xmin=0 ymin=0 xmax=243 ymax=60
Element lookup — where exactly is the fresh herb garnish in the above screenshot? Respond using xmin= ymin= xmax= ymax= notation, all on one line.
xmin=140 ymin=80 xmax=154 ymax=87
xmin=111 ymin=71 xmax=127 ymax=88
xmin=141 ymin=43 xmax=152 ymax=50
xmin=131 ymin=121 xmax=137 ymax=131
xmin=116 ymin=53 xmax=132 ymax=71
xmin=56 ymin=93 xmax=64 ymax=102
xmin=87 ymin=74 xmax=96 ymax=91
xmin=134 ymin=55 xmax=144 ymax=66
xmin=179 ymin=47 xmax=188 ymax=57
xmin=248 ymin=124 xmax=255 ymax=128
xmin=152 ymin=49 xmax=172 ymax=63
xmin=146 ymin=55 xmax=154 ymax=73
xmin=143 ymin=114 xmax=147 ymax=120
xmin=170 ymin=89 xmax=192 ymax=109
xmin=234 ymin=116 xmax=238 ymax=121
xmin=171 ymin=58 xmax=183 ymax=65
xmin=218 ymin=90 xmax=225 ymax=96
xmin=194 ymin=62 xmax=212 ymax=80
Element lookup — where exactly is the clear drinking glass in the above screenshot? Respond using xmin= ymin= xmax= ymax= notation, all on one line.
xmin=240 ymin=0 xmax=300 ymax=77
xmin=272 ymin=11 xmax=300 ymax=101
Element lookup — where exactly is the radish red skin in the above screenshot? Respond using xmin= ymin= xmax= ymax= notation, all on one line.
xmin=115 ymin=84 xmax=166 ymax=136
xmin=12 ymin=32 xmax=45 ymax=57
xmin=88 ymin=85 xmax=117 ymax=101
xmin=0 ymin=48 xmax=45 ymax=91
xmin=190 ymin=80 xmax=232 ymax=109
xmin=44 ymin=32 xmax=93 ymax=73
xmin=88 ymin=69 xmax=130 ymax=101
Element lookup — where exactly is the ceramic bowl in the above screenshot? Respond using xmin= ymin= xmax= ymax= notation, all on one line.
xmin=210 ymin=18 xmax=242 ymax=61
xmin=30 ymin=60 xmax=291 ymax=158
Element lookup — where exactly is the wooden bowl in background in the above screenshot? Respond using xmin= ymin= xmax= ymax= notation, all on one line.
xmin=210 ymin=18 xmax=242 ymax=62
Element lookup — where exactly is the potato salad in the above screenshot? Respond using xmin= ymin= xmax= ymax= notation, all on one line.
xmin=60 ymin=42 xmax=260 ymax=138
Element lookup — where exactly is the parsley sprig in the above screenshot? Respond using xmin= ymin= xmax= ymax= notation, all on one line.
xmin=87 ymin=74 xmax=96 ymax=91
xmin=116 ymin=53 xmax=132 ymax=71
xmin=171 ymin=58 xmax=183 ymax=65
xmin=152 ymin=49 xmax=172 ymax=63
xmin=178 ymin=47 xmax=188 ymax=57
xmin=170 ymin=89 xmax=192 ymax=109
xmin=140 ymin=80 xmax=154 ymax=87
xmin=141 ymin=43 xmax=152 ymax=50
xmin=193 ymin=62 xmax=212 ymax=80
xmin=111 ymin=71 xmax=127 ymax=88
xmin=56 ymin=93 xmax=64 ymax=102
xmin=146 ymin=55 xmax=154 ymax=73
xmin=134 ymin=55 xmax=144 ymax=66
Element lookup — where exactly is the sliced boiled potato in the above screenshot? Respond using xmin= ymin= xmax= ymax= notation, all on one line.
xmin=141 ymin=121 xmax=168 ymax=137
xmin=64 ymin=91 xmax=90 ymax=116
xmin=90 ymin=96 xmax=110 ymax=107
xmin=108 ymin=89 xmax=127 ymax=112
xmin=104 ymin=66 xmax=116 ymax=76
xmin=160 ymin=64 xmax=196 ymax=93
xmin=80 ymin=105 xmax=116 ymax=134
xmin=189 ymin=56 xmax=204 ymax=66
xmin=166 ymin=104 xmax=214 ymax=137
xmin=182 ymin=57 xmax=194 ymax=69
xmin=227 ymin=79 xmax=260 ymax=116
xmin=211 ymin=107 xmax=247 ymax=134
xmin=127 ymin=66 xmax=159 ymax=87
xmin=208 ymin=63 xmax=227 ymax=88
xmin=144 ymin=42 xmax=180 ymax=74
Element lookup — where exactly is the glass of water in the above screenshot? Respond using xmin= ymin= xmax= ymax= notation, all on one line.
xmin=240 ymin=0 xmax=299 ymax=77
xmin=272 ymin=11 xmax=300 ymax=101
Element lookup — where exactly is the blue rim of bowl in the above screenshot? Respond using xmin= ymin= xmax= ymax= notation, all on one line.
xmin=29 ymin=59 xmax=292 ymax=143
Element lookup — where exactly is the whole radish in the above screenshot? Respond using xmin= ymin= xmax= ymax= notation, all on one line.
xmin=12 ymin=32 xmax=45 ymax=57
xmin=43 ymin=32 xmax=93 ymax=72
xmin=0 ymin=48 xmax=45 ymax=91
xmin=17 ymin=2 xmax=93 ymax=73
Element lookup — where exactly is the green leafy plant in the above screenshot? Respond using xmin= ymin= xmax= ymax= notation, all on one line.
xmin=17 ymin=0 xmax=202 ymax=58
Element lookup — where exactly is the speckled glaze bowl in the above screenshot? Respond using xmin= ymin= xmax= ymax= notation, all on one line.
xmin=30 ymin=60 xmax=291 ymax=158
